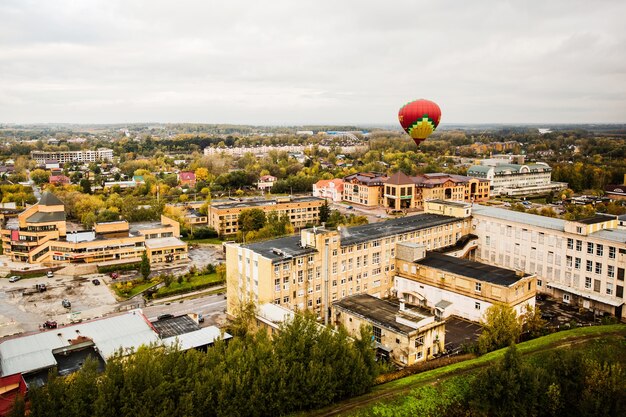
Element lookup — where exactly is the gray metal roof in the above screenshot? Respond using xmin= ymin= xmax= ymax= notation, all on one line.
xmin=38 ymin=192 xmax=64 ymax=206
xmin=26 ymin=211 xmax=66 ymax=223
xmin=0 ymin=311 xmax=160 ymax=377
xmin=339 ymin=213 xmax=458 ymax=246
xmin=243 ymin=236 xmax=317 ymax=262
xmin=162 ymin=326 xmax=232 ymax=350
xmin=472 ymin=204 xmax=566 ymax=231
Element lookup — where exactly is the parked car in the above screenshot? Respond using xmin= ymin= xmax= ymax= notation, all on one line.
xmin=47 ymin=271 xmax=54 ymax=278
xmin=198 ymin=313 xmax=204 ymax=323
xmin=92 ymin=279 xmax=101 ymax=286
xmin=36 ymin=283 xmax=47 ymax=292
xmin=503 ymin=202 xmax=511 ymax=207
xmin=110 ymin=272 xmax=119 ymax=279
xmin=42 ymin=320 xmax=57 ymax=329
xmin=8 ymin=276 xmax=21 ymax=283
xmin=62 ymin=299 xmax=71 ymax=308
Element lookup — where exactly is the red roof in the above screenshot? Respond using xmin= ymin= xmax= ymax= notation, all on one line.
xmin=49 ymin=175 xmax=70 ymax=184
xmin=179 ymin=172 xmax=196 ymax=181
xmin=315 ymin=179 xmax=344 ymax=192
xmin=0 ymin=374 xmax=27 ymax=416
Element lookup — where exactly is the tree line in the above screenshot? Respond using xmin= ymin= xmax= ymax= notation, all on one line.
xmin=17 ymin=314 xmax=378 ymax=417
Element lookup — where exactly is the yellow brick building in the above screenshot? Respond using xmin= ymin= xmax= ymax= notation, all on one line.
xmin=342 ymin=172 xmax=388 ymax=207
xmin=208 ymin=196 xmax=324 ymax=236
xmin=225 ymin=207 xmax=473 ymax=322
xmin=1 ymin=193 xmax=187 ymax=265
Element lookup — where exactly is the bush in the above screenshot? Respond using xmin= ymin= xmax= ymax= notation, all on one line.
xmin=191 ymin=227 xmax=218 ymax=239
xmin=97 ymin=262 xmax=141 ymax=274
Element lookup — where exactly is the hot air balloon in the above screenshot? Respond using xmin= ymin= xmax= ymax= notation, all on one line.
xmin=398 ymin=99 xmax=442 ymax=147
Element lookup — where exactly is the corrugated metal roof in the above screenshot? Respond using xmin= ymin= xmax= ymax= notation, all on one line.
xmin=0 ymin=311 xmax=159 ymax=377
xmin=162 ymin=326 xmax=232 ymax=350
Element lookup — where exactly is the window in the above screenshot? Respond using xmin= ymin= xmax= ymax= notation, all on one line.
xmin=585 ymin=277 xmax=592 ymax=289
xmin=594 ymin=279 xmax=601 ymax=293
xmin=595 ymin=262 xmax=602 ymax=275
xmin=485 ymin=236 xmax=490 ymax=246
xmin=586 ymin=260 xmax=593 ymax=272
xmin=608 ymin=265 xmax=615 ymax=278
xmin=596 ymin=244 xmax=603 ymax=256
xmin=332 ymin=262 xmax=337 ymax=274
xmin=475 ymin=282 xmax=482 ymax=292
xmin=606 ymin=283 xmax=613 ymax=296
xmin=372 ymin=252 xmax=380 ymax=264
xmin=609 ymin=246 xmax=616 ymax=259
xmin=563 ymin=294 xmax=570 ymax=303
xmin=566 ymin=256 xmax=573 ymax=267
xmin=475 ymin=302 xmax=481 ymax=310
xmin=587 ymin=242 xmax=594 ymax=254
xmin=567 ymin=238 xmax=574 ymax=249
xmin=576 ymin=240 xmax=582 ymax=251
xmin=283 ymin=296 xmax=290 ymax=303
xmin=415 ymin=336 xmax=424 ymax=346
xmin=416 ymin=351 xmax=423 ymax=360
xmin=619 ymin=268 xmax=625 ymax=281
xmin=332 ymin=249 xmax=337 ymax=256
xmin=373 ymin=326 xmax=382 ymax=343
xmin=575 ymin=258 xmax=581 ymax=270
xmin=537 ymin=279 xmax=542 ymax=287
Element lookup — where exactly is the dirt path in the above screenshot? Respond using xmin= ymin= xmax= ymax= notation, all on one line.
xmin=306 ymin=329 xmax=626 ymax=417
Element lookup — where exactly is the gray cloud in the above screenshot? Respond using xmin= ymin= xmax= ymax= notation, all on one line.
xmin=1 ymin=0 xmax=625 ymax=124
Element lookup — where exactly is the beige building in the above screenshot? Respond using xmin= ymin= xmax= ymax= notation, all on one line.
xmin=472 ymin=205 xmax=626 ymax=319
xmin=394 ymin=243 xmax=537 ymax=322
xmin=333 ymin=294 xmax=445 ymax=366
xmin=1 ymin=193 xmax=187 ymax=265
xmin=31 ymin=148 xmax=113 ymax=164
xmin=342 ymin=172 xmax=387 ymax=207
xmin=208 ymin=196 xmax=324 ymax=236
xmin=225 ymin=207 xmax=473 ymax=322
xmin=383 ymin=172 xmax=490 ymax=212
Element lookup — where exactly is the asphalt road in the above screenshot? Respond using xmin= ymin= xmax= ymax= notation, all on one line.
xmin=143 ymin=293 xmax=227 ymax=326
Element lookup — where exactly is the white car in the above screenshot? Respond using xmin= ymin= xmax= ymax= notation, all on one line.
xmin=47 ymin=271 xmax=54 ymax=278
xmin=8 ymin=276 xmax=21 ymax=283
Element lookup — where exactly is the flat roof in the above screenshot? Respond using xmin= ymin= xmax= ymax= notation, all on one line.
xmin=576 ymin=215 xmax=615 ymax=225
xmin=151 ymin=315 xmax=200 ymax=338
xmin=472 ymin=204 xmax=626 ymax=244
xmin=0 ymin=311 xmax=159 ymax=377
xmin=211 ymin=196 xmax=323 ymax=210
xmin=416 ymin=252 xmax=530 ymax=286
xmin=162 ymin=326 xmax=232 ymax=350
xmin=243 ymin=236 xmax=317 ymax=262
xmin=339 ymin=213 xmax=459 ymax=246
xmin=427 ymin=199 xmax=470 ymax=208
xmin=333 ymin=294 xmax=433 ymax=335
xmin=129 ymin=221 xmax=164 ymax=231
xmin=145 ymin=236 xmax=186 ymax=249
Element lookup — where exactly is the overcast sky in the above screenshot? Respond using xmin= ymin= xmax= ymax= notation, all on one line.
xmin=1 ymin=0 xmax=625 ymax=125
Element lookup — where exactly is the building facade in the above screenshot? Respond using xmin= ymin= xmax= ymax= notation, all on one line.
xmin=342 ymin=172 xmax=387 ymax=207
xmin=31 ymin=149 xmax=114 ymax=165
xmin=312 ymin=179 xmax=344 ymax=202
xmin=467 ymin=163 xmax=567 ymax=196
xmin=225 ymin=208 xmax=473 ymax=322
xmin=257 ymin=175 xmax=277 ymax=191
xmin=208 ymin=196 xmax=324 ymax=236
xmin=383 ymin=172 xmax=490 ymax=212
xmin=333 ymin=294 xmax=445 ymax=366
xmin=394 ymin=245 xmax=536 ymax=322
xmin=472 ymin=205 xmax=626 ymax=319
xmin=0 ymin=193 xmax=187 ymax=265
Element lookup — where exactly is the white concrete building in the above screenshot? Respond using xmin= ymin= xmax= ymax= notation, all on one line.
xmin=31 ymin=149 xmax=114 ymax=164
xmin=312 ymin=179 xmax=344 ymax=202
xmin=467 ymin=162 xmax=567 ymax=196
xmin=472 ymin=205 xmax=626 ymax=319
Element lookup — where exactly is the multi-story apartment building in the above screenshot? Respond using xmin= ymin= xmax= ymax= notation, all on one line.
xmin=467 ymin=163 xmax=567 ymax=196
xmin=225 ymin=205 xmax=473 ymax=322
xmin=1 ymin=193 xmax=187 ymax=265
xmin=472 ymin=205 xmax=626 ymax=319
xmin=383 ymin=171 xmax=490 ymax=212
xmin=342 ymin=172 xmax=387 ymax=207
xmin=394 ymin=243 xmax=536 ymax=322
xmin=31 ymin=149 xmax=114 ymax=165
xmin=333 ymin=294 xmax=445 ymax=366
xmin=208 ymin=196 xmax=324 ymax=236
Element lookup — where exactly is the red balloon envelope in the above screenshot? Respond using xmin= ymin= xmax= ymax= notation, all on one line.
xmin=398 ymin=99 xmax=442 ymax=147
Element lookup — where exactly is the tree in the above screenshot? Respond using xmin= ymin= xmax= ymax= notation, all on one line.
xmin=216 ymin=263 xmax=226 ymax=281
xmin=79 ymin=178 xmax=92 ymax=194
xmin=140 ymin=252 xmax=151 ymax=281
xmin=238 ymin=208 xmax=266 ymax=232
xmin=478 ymin=303 xmax=521 ymax=354
xmin=319 ymin=199 xmax=330 ymax=223
xmin=520 ymin=303 xmax=546 ymax=338
xmin=30 ymin=169 xmax=50 ymax=185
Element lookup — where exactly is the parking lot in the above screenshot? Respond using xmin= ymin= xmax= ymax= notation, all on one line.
xmin=536 ymin=295 xmax=598 ymax=328
xmin=0 ymin=274 xmax=119 ymax=337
